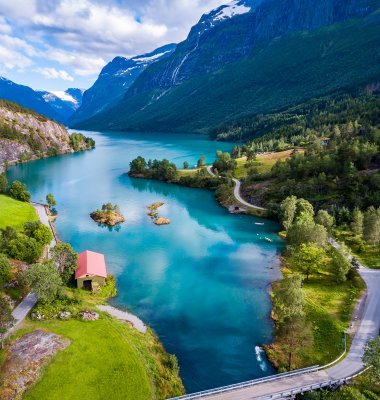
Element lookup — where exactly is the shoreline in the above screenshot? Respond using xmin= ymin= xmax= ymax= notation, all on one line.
xmin=36 ymin=203 xmax=150 ymax=334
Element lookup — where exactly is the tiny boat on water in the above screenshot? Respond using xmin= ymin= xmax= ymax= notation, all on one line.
xmin=255 ymin=222 xmax=264 ymax=226
xmin=264 ymin=237 xmax=273 ymax=243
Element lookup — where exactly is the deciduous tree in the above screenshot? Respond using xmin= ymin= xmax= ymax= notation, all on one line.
xmin=291 ymin=243 xmax=327 ymax=280
xmin=22 ymin=261 xmax=63 ymax=304
xmin=9 ymin=180 xmax=31 ymax=202
xmin=51 ymin=243 xmax=78 ymax=285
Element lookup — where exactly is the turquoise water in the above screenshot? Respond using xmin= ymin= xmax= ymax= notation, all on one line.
xmin=7 ymin=131 xmax=282 ymax=393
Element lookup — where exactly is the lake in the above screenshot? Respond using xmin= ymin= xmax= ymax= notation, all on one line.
xmin=7 ymin=131 xmax=282 ymax=393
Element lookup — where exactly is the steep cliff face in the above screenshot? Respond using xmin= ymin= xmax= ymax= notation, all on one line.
xmin=75 ymin=0 xmax=380 ymax=133
xmin=0 ymin=100 xmax=93 ymax=172
xmin=68 ymin=43 xmax=176 ymax=126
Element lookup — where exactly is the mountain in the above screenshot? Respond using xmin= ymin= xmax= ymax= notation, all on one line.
xmin=0 ymin=77 xmax=62 ymax=122
xmin=0 ymin=99 xmax=94 ymax=173
xmin=37 ymin=88 xmax=84 ymax=122
xmin=68 ymin=43 xmax=176 ymax=126
xmin=74 ymin=0 xmax=380 ymax=135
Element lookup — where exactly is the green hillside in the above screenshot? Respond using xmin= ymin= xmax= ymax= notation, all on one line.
xmin=78 ymin=13 xmax=380 ymax=135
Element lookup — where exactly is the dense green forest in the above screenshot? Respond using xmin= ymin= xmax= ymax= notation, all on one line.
xmin=211 ymin=88 xmax=380 ymax=143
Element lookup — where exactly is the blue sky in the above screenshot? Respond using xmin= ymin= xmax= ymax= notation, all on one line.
xmin=0 ymin=0 xmax=226 ymax=92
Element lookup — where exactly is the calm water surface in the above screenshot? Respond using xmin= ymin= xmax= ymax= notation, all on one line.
xmin=7 ymin=131 xmax=282 ymax=392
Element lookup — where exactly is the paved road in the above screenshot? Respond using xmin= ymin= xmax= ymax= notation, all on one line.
xmin=7 ymin=203 xmax=56 ymax=336
xmin=206 ymin=166 xmax=266 ymax=211
xmin=171 ymin=248 xmax=380 ymax=399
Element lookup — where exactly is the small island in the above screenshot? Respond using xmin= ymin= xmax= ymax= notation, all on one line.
xmin=90 ymin=203 xmax=125 ymax=226
xmin=147 ymin=202 xmax=171 ymax=225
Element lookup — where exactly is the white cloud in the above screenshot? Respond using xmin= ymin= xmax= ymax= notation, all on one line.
xmin=45 ymin=49 xmax=106 ymax=76
xmin=0 ymin=45 xmax=32 ymax=69
xmin=0 ymin=0 xmax=228 ymax=86
xmin=0 ymin=16 xmax=11 ymax=34
xmin=36 ymin=67 xmax=74 ymax=81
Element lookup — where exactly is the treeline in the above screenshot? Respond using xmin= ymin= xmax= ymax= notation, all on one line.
xmin=210 ymin=89 xmax=380 ymax=146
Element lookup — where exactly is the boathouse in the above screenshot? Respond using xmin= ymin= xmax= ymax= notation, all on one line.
xmin=75 ymin=250 xmax=107 ymax=290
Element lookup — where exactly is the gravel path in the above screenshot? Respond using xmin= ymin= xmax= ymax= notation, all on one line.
xmin=97 ymin=305 xmax=147 ymax=333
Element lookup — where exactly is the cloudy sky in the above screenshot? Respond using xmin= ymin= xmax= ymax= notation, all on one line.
xmin=0 ymin=0 xmax=226 ymax=92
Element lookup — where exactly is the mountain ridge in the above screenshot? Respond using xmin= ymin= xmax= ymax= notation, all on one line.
xmin=72 ymin=0 xmax=379 ymax=135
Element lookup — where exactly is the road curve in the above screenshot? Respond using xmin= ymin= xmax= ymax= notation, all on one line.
xmin=206 ymin=165 xmax=266 ymax=211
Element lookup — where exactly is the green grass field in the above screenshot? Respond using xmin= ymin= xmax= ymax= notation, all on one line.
xmin=0 ymin=194 xmax=37 ymax=231
xmin=22 ymin=315 xmax=183 ymax=400
xmin=234 ymin=150 xmax=301 ymax=179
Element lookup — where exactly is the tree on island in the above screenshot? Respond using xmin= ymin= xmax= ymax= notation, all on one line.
xmin=183 ymin=161 xmax=189 ymax=169
xmin=101 ymin=203 xmax=120 ymax=213
xmin=129 ymin=156 xmax=147 ymax=175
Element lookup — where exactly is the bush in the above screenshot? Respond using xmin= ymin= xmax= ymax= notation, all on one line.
xmin=7 ymin=234 xmax=42 ymax=263
xmin=9 ymin=180 xmax=31 ymax=202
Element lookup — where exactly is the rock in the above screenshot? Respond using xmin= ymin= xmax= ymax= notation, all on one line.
xmin=154 ymin=217 xmax=171 ymax=225
xmin=0 ymin=330 xmax=70 ymax=400
xmin=147 ymin=202 xmax=164 ymax=211
xmin=58 ymin=311 xmax=72 ymax=320
xmin=78 ymin=310 xmax=99 ymax=321
xmin=30 ymin=310 xmax=45 ymax=321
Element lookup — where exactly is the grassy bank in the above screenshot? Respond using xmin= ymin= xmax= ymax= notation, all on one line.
xmin=2 ymin=285 xmax=184 ymax=400
xmin=0 ymin=194 xmax=38 ymax=230
xmin=266 ymin=268 xmax=365 ymax=370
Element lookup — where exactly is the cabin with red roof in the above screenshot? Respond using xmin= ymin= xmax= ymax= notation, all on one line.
xmin=76 ymin=250 xmax=107 ymax=290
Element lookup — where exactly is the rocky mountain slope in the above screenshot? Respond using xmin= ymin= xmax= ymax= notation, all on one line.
xmin=68 ymin=43 xmax=176 ymax=126
xmin=0 ymin=100 xmax=94 ymax=172
xmin=74 ymin=0 xmax=380 ymax=134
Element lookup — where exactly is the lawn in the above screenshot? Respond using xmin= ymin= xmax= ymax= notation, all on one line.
xmin=234 ymin=149 xmax=304 ymax=179
xmin=22 ymin=314 xmax=183 ymax=400
xmin=0 ymin=194 xmax=37 ymax=231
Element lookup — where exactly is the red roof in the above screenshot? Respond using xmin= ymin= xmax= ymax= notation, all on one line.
xmin=75 ymin=250 xmax=107 ymax=279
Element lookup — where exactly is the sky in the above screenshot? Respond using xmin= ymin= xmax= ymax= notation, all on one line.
xmin=0 ymin=0 xmax=227 ymax=92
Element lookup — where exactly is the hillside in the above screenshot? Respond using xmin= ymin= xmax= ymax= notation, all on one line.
xmin=0 ymin=100 xmax=94 ymax=172
xmin=73 ymin=0 xmax=380 ymax=134
xmin=68 ymin=44 xmax=176 ymax=126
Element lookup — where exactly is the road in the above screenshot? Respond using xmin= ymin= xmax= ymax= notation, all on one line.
xmin=206 ymin=166 xmax=266 ymax=211
xmin=7 ymin=203 xmax=56 ymax=336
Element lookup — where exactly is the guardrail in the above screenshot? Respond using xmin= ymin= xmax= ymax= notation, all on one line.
xmin=257 ymin=368 xmax=370 ymax=399
xmin=168 ymin=366 xmax=320 ymax=400
xmin=168 ymin=332 xmax=349 ymax=400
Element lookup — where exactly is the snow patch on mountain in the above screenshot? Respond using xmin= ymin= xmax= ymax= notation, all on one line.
xmin=133 ymin=50 xmax=172 ymax=64
xmin=213 ymin=0 xmax=251 ymax=21
xmin=51 ymin=91 xmax=77 ymax=104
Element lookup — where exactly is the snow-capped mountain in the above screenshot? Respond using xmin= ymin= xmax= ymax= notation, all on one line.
xmin=73 ymin=0 xmax=378 ymax=133
xmin=0 ymin=77 xmax=62 ymax=121
xmin=38 ymin=88 xmax=84 ymax=122
xmin=68 ymin=43 xmax=176 ymax=126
